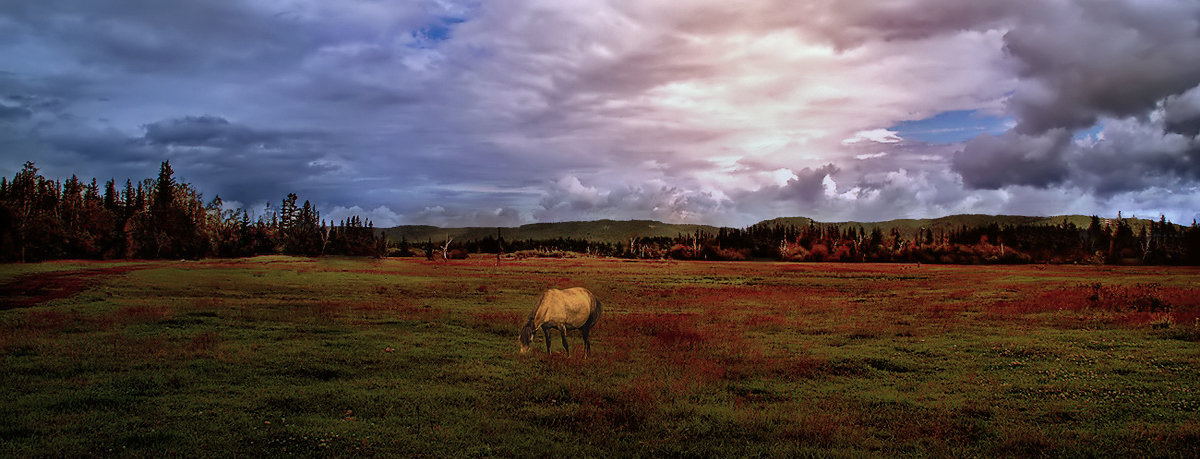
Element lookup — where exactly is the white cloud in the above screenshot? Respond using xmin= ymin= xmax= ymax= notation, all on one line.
xmin=325 ymin=205 xmax=402 ymax=227
xmin=855 ymin=152 xmax=889 ymax=160
xmin=843 ymin=129 xmax=902 ymax=145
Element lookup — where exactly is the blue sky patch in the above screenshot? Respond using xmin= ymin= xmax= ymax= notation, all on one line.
xmin=889 ymin=110 xmax=1012 ymax=144
xmin=1073 ymin=123 xmax=1103 ymax=141
xmin=411 ymin=16 xmax=466 ymax=48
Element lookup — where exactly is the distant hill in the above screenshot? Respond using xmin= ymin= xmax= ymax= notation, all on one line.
xmin=380 ymin=214 xmax=1159 ymax=243
xmin=755 ymin=214 xmax=1142 ymax=235
xmin=380 ymin=219 xmax=721 ymax=244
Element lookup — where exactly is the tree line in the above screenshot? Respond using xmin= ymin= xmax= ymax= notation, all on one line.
xmin=0 ymin=161 xmax=384 ymax=262
xmin=5 ymin=161 xmax=1198 ymax=265
xmin=417 ymin=215 xmax=1200 ymax=265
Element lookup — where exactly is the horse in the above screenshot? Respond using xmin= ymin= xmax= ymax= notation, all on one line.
xmin=519 ymin=287 xmax=602 ymax=357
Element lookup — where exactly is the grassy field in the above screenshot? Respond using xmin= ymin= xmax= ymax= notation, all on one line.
xmin=2 ymin=256 xmax=1199 ymax=456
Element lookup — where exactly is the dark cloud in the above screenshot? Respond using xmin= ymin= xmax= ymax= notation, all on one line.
xmin=39 ymin=124 xmax=150 ymax=165
xmin=718 ymin=164 xmax=840 ymax=222
xmin=801 ymin=0 xmax=1200 ymax=135
xmin=1163 ymin=86 xmax=1200 ymax=137
xmin=1004 ymin=1 xmax=1200 ymax=134
xmin=955 ymin=112 xmax=1200 ymax=197
xmin=799 ymin=0 xmax=1200 ymax=134
xmin=781 ymin=164 xmax=839 ymax=202
xmin=805 ymin=1 xmax=1023 ymax=49
xmin=0 ymin=103 xmax=31 ymax=121
xmin=942 ymin=1 xmax=1200 ymax=198
xmin=141 ymin=115 xmax=285 ymax=148
xmin=0 ymin=0 xmax=321 ymax=73
xmin=2 ymin=111 xmax=341 ymax=209
xmin=952 ymin=130 xmax=1071 ymax=189
xmin=0 ymin=73 xmax=92 ymax=115
xmin=1068 ymin=117 xmax=1200 ymax=196
xmin=726 ymin=164 xmax=839 ymax=205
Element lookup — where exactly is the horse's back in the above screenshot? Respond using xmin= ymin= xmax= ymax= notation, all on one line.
xmin=564 ymin=287 xmax=600 ymax=328
xmin=539 ymin=287 xmax=598 ymax=328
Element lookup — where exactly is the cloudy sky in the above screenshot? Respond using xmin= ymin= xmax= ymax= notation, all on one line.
xmin=2 ymin=0 xmax=1199 ymax=227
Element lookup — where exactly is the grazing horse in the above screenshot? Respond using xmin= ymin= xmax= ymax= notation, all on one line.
xmin=519 ymin=287 xmax=602 ymax=357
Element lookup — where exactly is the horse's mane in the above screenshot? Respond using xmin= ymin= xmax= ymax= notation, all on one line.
xmin=526 ymin=291 xmax=548 ymax=321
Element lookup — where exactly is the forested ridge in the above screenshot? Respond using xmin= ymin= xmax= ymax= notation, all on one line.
xmin=3 ymin=161 xmax=1199 ymax=264
xmin=424 ymin=213 xmax=1200 ymax=265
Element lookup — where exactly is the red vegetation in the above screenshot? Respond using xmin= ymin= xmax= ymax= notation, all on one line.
xmin=615 ymin=313 xmax=708 ymax=349
xmin=560 ymin=310 xmax=828 ymax=386
xmin=0 ymin=266 xmax=141 ymax=309
xmin=987 ymin=281 xmax=1200 ymax=330
xmin=666 ymin=244 xmax=750 ymax=261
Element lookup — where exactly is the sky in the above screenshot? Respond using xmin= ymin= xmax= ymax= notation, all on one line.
xmin=2 ymin=0 xmax=1199 ymax=228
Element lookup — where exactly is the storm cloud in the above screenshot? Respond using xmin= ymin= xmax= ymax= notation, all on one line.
xmin=2 ymin=0 xmax=1198 ymax=227
xmin=141 ymin=116 xmax=289 ymax=148
xmin=952 ymin=130 xmax=1072 ymax=190
xmin=951 ymin=0 xmax=1200 ymax=202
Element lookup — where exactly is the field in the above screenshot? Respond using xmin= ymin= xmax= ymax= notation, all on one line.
xmin=2 ymin=257 xmax=1199 ymax=456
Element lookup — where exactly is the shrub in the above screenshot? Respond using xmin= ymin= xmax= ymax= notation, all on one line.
xmin=808 ymin=244 xmax=830 ymax=261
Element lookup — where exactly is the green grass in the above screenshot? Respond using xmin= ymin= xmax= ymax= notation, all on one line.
xmin=2 ymin=257 xmax=1198 ymax=456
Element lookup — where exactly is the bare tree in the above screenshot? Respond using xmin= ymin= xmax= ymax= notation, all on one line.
xmin=320 ymin=221 xmax=332 ymax=256
xmin=442 ymin=235 xmax=453 ymax=261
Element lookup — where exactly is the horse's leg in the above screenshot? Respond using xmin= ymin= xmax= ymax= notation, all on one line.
xmin=558 ymin=325 xmax=570 ymax=357
xmin=543 ymin=326 xmax=552 ymax=354
xmin=581 ymin=327 xmax=591 ymax=358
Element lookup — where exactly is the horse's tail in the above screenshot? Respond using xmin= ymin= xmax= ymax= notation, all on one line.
xmin=588 ymin=296 xmax=602 ymax=328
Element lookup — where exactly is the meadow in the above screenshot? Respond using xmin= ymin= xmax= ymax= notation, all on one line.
xmin=2 ymin=256 xmax=1199 ymax=456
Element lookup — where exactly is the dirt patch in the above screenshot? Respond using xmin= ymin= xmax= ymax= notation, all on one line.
xmin=0 ymin=266 xmax=143 ymax=309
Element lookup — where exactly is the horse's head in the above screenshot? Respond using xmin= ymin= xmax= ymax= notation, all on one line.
xmin=519 ymin=322 xmax=534 ymax=354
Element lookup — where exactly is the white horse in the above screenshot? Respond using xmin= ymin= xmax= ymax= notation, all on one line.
xmin=519 ymin=287 xmax=602 ymax=357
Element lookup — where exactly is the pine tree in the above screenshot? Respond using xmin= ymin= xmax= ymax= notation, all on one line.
xmin=104 ymin=179 xmax=118 ymax=211
xmin=155 ymin=161 xmax=175 ymax=209
xmin=280 ymin=193 xmax=298 ymax=233
xmin=85 ymin=178 xmax=100 ymax=204
xmin=135 ymin=182 xmax=145 ymax=212
xmin=10 ymin=162 xmax=40 ymax=262
xmin=124 ymin=179 xmax=135 ymax=216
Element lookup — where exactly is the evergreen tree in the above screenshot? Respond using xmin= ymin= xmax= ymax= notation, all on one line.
xmin=123 ymin=179 xmax=135 ymax=217
xmin=155 ymin=161 xmax=175 ymax=209
xmin=1086 ymin=215 xmax=1109 ymax=255
xmin=103 ymin=179 xmax=118 ymax=211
